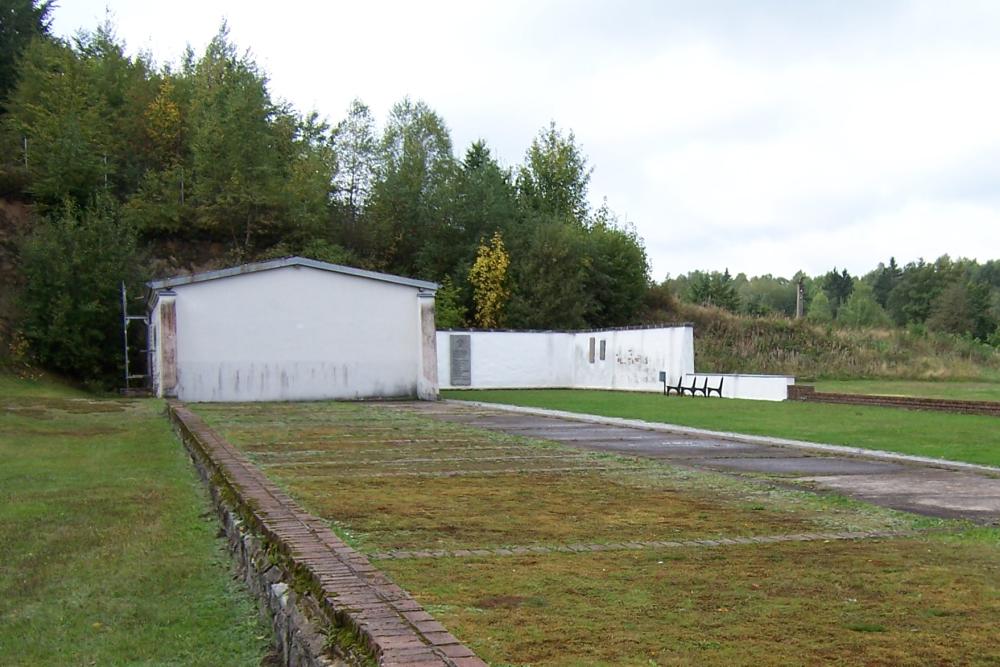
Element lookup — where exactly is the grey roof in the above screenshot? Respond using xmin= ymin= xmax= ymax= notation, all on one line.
xmin=146 ymin=256 xmax=439 ymax=292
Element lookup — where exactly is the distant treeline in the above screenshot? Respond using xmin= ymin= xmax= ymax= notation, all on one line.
xmin=0 ymin=3 xmax=997 ymax=387
xmin=665 ymin=257 xmax=1000 ymax=345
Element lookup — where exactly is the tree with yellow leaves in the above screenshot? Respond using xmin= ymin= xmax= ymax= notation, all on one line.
xmin=468 ymin=231 xmax=510 ymax=328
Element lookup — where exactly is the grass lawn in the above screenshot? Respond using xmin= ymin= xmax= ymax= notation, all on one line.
xmin=195 ymin=400 xmax=1000 ymax=666
xmin=383 ymin=537 xmax=1000 ymax=666
xmin=0 ymin=375 xmax=270 ymax=666
xmin=442 ymin=389 xmax=1000 ymax=468
xmin=813 ymin=379 xmax=1000 ymax=402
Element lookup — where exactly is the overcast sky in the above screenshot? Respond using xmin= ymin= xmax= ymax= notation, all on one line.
xmin=53 ymin=1 xmax=1000 ymax=280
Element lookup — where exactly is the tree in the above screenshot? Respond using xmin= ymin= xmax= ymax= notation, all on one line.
xmin=806 ymin=290 xmax=833 ymax=323
xmin=468 ymin=231 xmax=510 ymax=328
xmin=506 ymin=221 xmax=590 ymax=329
xmin=74 ymin=21 xmax=159 ymax=198
xmin=452 ymin=140 xmax=516 ymax=251
xmin=281 ymin=110 xmax=337 ymax=246
xmin=870 ymin=257 xmax=902 ymax=307
xmin=927 ymin=280 xmax=994 ymax=340
xmin=0 ymin=0 xmax=53 ymax=108
xmin=886 ymin=257 xmax=960 ymax=325
xmin=434 ymin=276 xmax=466 ymax=328
xmin=188 ymin=24 xmax=295 ymax=253
xmin=687 ymin=269 xmax=740 ymax=312
xmin=331 ymin=98 xmax=377 ymax=228
xmin=123 ymin=72 xmax=193 ymax=236
xmin=367 ymin=97 xmax=455 ymax=275
xmin=738 ymin=274 xmax=797 ymax=316
xmin=18 ymin=197 xmax=139 ymax=386
xmin=821 ymin=268 xmax=854 ymax=316
xmin=583 ymin=206 xmax=650 ymax=326
xmin=516 ymin=122 xmax=592 ymax=223
xmin=4 ymin=37 xmax=114 ymax=204
xmin=837 ymin=282 xmax=892 ymax=328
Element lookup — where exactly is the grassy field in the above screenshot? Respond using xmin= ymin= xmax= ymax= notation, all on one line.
xmin=196 ymin=400 xmax=1000 ymax=666
xmin=0 ymin=375 xmax=270 ymax=666
xmin=813 ymin=379 xmax=1000 ymax=402
xmin=442 ymin=389 xmax=1000 ymax=468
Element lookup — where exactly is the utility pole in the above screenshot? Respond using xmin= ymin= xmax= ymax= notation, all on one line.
xmin=795 ymin=278 xmax=805 ymax=319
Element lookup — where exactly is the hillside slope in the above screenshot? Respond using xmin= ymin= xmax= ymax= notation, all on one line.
xmin=681 ymin=304 xmax=1000 ymax=380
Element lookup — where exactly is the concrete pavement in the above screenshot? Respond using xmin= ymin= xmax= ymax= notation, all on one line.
xmin=402 ymin=400 xmax=1000 ymax=523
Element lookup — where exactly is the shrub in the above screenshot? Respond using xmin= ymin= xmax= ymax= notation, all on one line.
xmin=18 ymin=197 xmax=140 ymax=387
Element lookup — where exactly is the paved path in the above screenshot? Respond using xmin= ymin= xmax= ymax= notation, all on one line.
xmin=401 ymin=401 xmax=1000 ymax=523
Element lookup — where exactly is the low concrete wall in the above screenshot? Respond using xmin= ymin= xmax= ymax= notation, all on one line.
xmin=680 ymin=373 xmax=795 ymax=402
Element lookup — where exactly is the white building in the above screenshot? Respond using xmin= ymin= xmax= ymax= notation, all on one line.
xmin=146 ymin=257 xmax=439 ymax=402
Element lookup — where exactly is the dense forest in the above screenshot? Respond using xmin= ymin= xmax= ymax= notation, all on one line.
xmin=1 ymin=2 xmax=998 ymax=387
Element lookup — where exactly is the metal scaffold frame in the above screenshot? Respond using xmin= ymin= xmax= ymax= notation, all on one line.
xmin=120 ymin=282 xmax=149 ymax=394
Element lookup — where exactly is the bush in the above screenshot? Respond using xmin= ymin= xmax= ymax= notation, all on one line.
xmin=0 ymin=166 xmax=31 ymax=199
xmin=18 ymin=197 xmax=140 ymax=387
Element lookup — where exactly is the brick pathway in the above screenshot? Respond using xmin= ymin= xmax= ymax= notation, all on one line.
xmin=168 ymin=401 xmax=486 ymax=667
xmin=789 ymin=385 xmax=1000 ymax=416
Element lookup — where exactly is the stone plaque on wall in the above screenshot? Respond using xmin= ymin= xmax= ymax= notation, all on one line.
xmin=450 ymin=334 xmax=471 ymax=386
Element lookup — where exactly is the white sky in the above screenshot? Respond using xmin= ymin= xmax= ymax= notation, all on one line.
xmin=53 ymin=0 xmax=1000 ymax=280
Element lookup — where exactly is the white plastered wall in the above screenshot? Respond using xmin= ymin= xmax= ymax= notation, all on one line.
xmin=154 ymin=265 xmax=433 ymax=402
xmin=437 ymin=326 xmax=695 ymax=392
xmin=437 ymin=331 xmax=577 ymax=389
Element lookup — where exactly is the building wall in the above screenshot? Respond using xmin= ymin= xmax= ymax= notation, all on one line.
xmin=572 ymin=327 xmax=695 ymax=390
xmin=437 ymin=326 xmax=695 ymax=392
xmin=154 ymin=265 xmax=432 ymax=402
xmin=437 ymin=331 xmax=577 ymax=389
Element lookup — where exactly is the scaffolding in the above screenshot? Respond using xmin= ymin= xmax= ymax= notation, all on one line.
xmin=120 ymin=282 xmax=150 ymax=395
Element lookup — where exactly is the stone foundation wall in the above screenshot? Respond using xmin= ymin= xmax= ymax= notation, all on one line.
xmin=178 ymin=410 xmax=347 ymax=667
xmin=167 ymin=400 xmax=485 ymax=667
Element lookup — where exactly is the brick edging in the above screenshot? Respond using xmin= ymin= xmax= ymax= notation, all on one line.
xmin=788 ymin=385 xmax=1000 ymax=416
xmin=166 ymin=401 xmax=486 ymax=667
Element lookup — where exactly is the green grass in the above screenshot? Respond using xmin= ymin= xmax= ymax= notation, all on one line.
xmin=813 ymin=379 xmax=1000 ymax=402
xmin=0 ymin=375 xmax=270 ymax=666
xmin=442 ymin=389 xmax=1000 ymax=468
xmin=195 ymin=401 xmax=931 ymax=554
xmin=382 ymin=536 xmax=1000 ymax=666
xmin=0 ymin=370 xmax=88 ymax=398
xmin=195 ymin=399 xmax=1000 ymax=666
